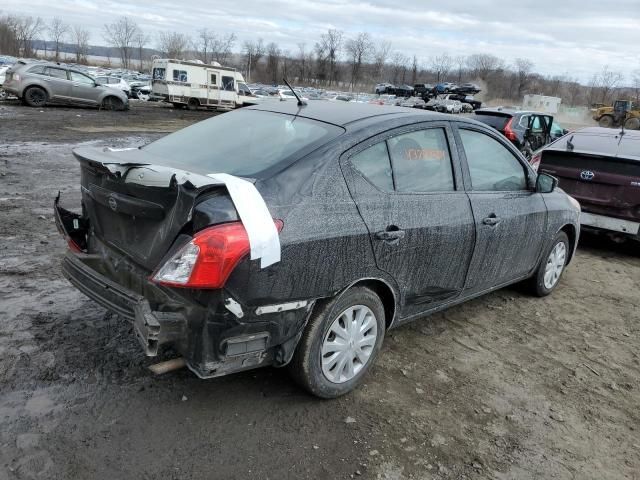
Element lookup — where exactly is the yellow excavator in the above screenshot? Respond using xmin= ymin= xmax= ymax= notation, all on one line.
xmin=593 ymin=100 xmax=640 ymax=129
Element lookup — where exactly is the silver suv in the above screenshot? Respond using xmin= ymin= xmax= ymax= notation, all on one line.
xmin=3 ymin=61 xmax=129 ymax=110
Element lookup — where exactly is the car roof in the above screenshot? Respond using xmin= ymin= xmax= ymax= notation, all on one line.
xmin=475 ymin=108 xmax=552 ymax=116
xmin=247 ymin=100 xmax=456 ymax=127
xmin=544 ymin=127 xmax=640 ymax=161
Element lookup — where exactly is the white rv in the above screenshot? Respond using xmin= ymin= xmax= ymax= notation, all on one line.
xmin=151 ymin=58 xmax=257 ymax=110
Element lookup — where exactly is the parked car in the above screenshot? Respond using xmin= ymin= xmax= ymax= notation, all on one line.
xmin=437 ymin=99 xmax=463 ymax=114
xmin=400 ymin=97 xmax=426 ymax=109
xmin=393 ymin=84 xmax=414 ymax=98
xmin=55 ymin=102 xmax=579 ymax=398
xmin=453 ymin=83 xmax=481 ymax=95
xmin=94 ymin=76 xmax=131 ymax=97
xmin=375 ymin=83 xmax=395 ymax=94
xmin=461 ymin=102 xmax=474 ymax=113
xmin=413 ymin=83 xmax=433 ymax=96
xmin=474 ymin=108 xmax=553 ymax=159
xmin=0 ymin=64 xmax=10 ymax=99
xmin=3 ymin=61 xmax=129 ymax=110
xmin=533 ymin=127 xmax=639 ymax=242
xmin=434 ymin=82 xmax=457 ymax=93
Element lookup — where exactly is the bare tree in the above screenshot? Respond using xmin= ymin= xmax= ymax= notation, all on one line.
xmin=0 ymin=15 xmax=21 ymax=56
xmin=514 ymin=58 xmax=534 ymax=99
xmin=157 ymin=31 xmax=190 ymax=59
xmin=373 ymin=40 xmax=391 ymax=80
xmin=72 ymin=25 xmax=90 ymax=64
xmin=243 ymin=39 xmax=264 ymax=82
xmin=210 ymin=33 xmax=236 ymax=64
xmin=194 ymin=28 xmax=213 ymax=64
xmin=103 ymin=17 xmax=139 ymax=69
xmin=411 ymin=55 xmax=418 ymax=85
xmin=431 ymin=53 xmax=453 ymax=83
xmin=319 ymin=29 xmax=343 ymax=86
xmin=48 ymin=18 xmax=69 ymax=61
xmin=345 ymin=32 xmax=373 ymax=90
xmin=14 ymin=16 xmax=44 ymax=57
xmin=466 ymin=53 xmax=504 ymax=81
xmin=390 ymin=52 xmax=409 ymax=84
xmin=266 ymin=42 xmax=280 ymax=84
xmin=297 ymin=42 xmax=307 ymax=83
xmin=454 ymin=55 xmax=466 ymax=83
xmin=594 ymin=65 xmax=624 ymax=104
xmin=632 ymin=69 xmax=640 ymax=104
xmin=133 ymin=31 xmax=149 ymax=71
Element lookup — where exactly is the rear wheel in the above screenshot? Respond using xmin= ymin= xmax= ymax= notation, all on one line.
xmin=624 ymin=117 xmax=640 ymax=130
xmin=528 ymin=231 xmax=569 ymax=297
xmin=23 ymin=86 xmax=47 ymax=107
xmin=187 ymin=98 xmax=199 ymax=110
xmin=288 ymin=287 xmax=385 ymax=398
xmin=101 ymin=96 xmax=124 ymax=111
xmin=598 ymin=115 xmax=614 ymax=128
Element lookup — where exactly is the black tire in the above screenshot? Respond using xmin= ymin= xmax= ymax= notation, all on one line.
xmin=288 ymin=287 xmax=386 ymax=398
xmin=101 ymin=96 xmax=124 ymax=111
xmin=187 ymin=98 xmax=199 ymax=111
xmin=528 ymin=231 xmax=569 ymax=297
xmin=598 ymin=115 xmax=614 ymax=128
xmin=624 ymin=117 xmax=640 ymax=130
xmin=23 ymin=86 xmax=47 ymax=107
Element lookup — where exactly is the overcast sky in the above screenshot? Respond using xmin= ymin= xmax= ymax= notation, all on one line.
xmin=4 ymin=0 xmax=639 ymax=83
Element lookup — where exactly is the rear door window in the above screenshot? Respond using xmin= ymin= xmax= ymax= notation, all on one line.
xmin=350 ymin=142 xmax=394 ymax=191
xmin=27 ymin=65 xmax=46 ymax=75
xmin=45 ymin=67 xmax=68 ymax=80
xmin=459 ymin=129 xmax=528 ymax=191
xmin=387 ymin=128 xmax=455 ymax=192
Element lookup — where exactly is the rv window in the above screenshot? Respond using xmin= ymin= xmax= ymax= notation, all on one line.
xmin=152 ymin=68 xmax=165 ymax=80
xmin=222 ymin=76 xmax=234 ymax=91
xmin=210 ymin=74 xmax=217 ymax=85
xmin=173 ymin=70 xmax=188 ymax=82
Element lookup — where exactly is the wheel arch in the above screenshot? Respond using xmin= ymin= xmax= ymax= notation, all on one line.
xmin=332 ymin=277 xmax=398 ymax=330
xmin=23 ymin=83 xmax=51 ymax=99
xmin=559 ymin=223 xmax=578 ymax=264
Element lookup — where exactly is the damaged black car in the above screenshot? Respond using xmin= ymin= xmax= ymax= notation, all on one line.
xmin=55 ymin=101 xmax=581 ymax=398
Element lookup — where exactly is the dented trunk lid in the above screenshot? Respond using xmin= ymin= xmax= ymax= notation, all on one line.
xmin=73 ymin=146 xmax=236 ymax=271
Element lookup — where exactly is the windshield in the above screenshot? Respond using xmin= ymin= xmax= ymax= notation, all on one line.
xmin=143 ymin=109 xmax=343 ymax=177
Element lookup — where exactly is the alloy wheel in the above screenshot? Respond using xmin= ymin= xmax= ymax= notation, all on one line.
xmin=321 ymin=305 xmax=378 ymax=384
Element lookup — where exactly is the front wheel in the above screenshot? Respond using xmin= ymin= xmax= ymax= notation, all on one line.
xmin=598 ymin=115 xmax=614 ymax=128
xmin=528 ymin=231 xmax=569 ymax=297
xmin=288 ymin=287 xmax=386 ymax=398
xmin=624 ymin=117 xmax=640 ymax=130
xmin=101 ymin=96 xmax=124 ymax=111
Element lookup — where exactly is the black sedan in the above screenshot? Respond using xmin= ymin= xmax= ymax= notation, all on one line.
xmin=55 ymin=102 xmax=581 ymax=398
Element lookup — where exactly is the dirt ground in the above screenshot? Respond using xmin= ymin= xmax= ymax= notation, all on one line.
xmin=0 ymin=100 xmax=638 ymax=480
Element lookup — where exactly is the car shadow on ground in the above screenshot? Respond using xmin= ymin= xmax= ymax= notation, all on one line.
xmin=577 ymin=230 xmax=640 ymax=259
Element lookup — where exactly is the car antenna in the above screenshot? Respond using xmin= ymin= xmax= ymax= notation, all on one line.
xmin=566 ymin=135 xmax=575 ymax=152
xmin=282 ymin=77 xmax=306 ymax=106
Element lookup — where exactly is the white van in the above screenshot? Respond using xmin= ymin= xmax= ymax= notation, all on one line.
xmin=151 ymin=59 xmax=257 ymax=110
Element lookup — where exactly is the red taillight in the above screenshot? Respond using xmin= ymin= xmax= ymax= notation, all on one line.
xmin=504 ymin=118 xmax=518 ymax=142
xmin=67 ymin=238 xmax=82 ymax=253
xmin=152 ymin=220 xmax=283 ymax=289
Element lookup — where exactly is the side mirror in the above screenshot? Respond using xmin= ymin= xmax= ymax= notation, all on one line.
xmin=562 ymin=129 xmax=569 ymax=135
xmin=536 ymin=173 xmax=558 ymax=193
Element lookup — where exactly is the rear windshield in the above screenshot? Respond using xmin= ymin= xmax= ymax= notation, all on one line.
xmin=143 ymin=109 xmax=343 ymax=177
xmin=473 ymin=113 xmax=511 ymax=130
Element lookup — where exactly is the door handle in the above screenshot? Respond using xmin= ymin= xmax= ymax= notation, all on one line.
xmin=482 ymin=214 xmax=501 ymax=226
xmin=375 ymin=229 xmax=406 ymax=242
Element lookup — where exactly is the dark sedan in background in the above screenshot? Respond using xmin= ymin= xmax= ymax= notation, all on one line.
xmin=55 ymin=102 xmax=580 ymax=398
xmin=535 ymin=127 xmax=640 ymax=242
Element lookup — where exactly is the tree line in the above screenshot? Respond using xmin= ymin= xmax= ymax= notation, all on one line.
xmin=1 ymin=13 xmax=639 ymax=106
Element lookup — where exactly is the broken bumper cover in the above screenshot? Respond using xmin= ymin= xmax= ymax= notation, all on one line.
xmin=60 ymin=251 xmax=313 ymax=378
xmin=61 ymin=253 xmax=183 ymax=356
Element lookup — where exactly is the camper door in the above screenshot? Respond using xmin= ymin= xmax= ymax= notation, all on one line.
xmin=206 ymin=70 xmax=220 ymax=105
xmin=220 ymin=74 xmax=237 ymax=106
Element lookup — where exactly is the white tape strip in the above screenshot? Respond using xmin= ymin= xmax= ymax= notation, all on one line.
xmin=206 ymin=173 xmax=281 ymax=268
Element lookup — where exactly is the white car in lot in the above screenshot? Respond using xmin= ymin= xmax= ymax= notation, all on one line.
xmin=0 ymin=65 xmax=11 ymax=99
xmin=94 ymin=76 xmax=131 ymax=98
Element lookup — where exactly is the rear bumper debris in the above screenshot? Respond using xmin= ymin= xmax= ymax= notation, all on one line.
xmin=580 ymin=212 xmax=640 ymax=235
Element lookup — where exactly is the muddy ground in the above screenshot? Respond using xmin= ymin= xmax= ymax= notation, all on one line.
xmin=0 ymin=100 xmax=638 ymax=480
